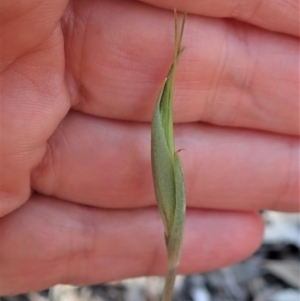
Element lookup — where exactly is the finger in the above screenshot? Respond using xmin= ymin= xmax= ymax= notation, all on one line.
xmin=138 ymin=0 xmax=299 ymax=37
xmin=32 ymin=112 xmax=299 ymax=212
xmin=64 ymin=0 xmax=299 ymax=135
xmin=0 ymin=2 xmax=71 ymax=216
xmin=0 ymin=195 xmax=263 ymax=295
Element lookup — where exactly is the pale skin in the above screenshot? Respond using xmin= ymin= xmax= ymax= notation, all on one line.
xmin=0 ymin=0 xmax=299 ymax=296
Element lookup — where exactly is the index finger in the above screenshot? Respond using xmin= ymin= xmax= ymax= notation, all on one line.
xmin=139 ymin=0 xmax=299 ymax=37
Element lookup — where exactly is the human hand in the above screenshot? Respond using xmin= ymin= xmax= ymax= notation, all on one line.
xmin=0 ymin=0 xmax=298 ymax=295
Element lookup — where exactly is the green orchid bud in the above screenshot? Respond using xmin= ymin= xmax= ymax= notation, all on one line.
xmin=151 ymin=10 xmax=187 ymax=301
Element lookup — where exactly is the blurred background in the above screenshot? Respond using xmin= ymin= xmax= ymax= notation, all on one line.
xmin=2 ymin=211 xmax=299 ymax=301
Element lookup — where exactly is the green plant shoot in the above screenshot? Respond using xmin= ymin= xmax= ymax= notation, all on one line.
xmin=151 ymin=11 xmax=187 ymax=301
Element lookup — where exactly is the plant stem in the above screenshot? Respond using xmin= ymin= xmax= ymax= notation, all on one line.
xmin=161 ymin=266 xmax=177 ymax=301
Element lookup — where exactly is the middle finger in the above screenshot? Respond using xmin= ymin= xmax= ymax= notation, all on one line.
xmin=31 ymin=111 xmax=299 ymax=212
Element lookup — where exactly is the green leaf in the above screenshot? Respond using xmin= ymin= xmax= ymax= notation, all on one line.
xmin=151 ymin=86 xmax=176 ymax=235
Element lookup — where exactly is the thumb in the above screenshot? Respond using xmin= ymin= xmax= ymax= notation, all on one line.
xmin=0 ymin=0 xmax=71 ymax=216
xmin=0 ymin=0 xmax=69 ymax=70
